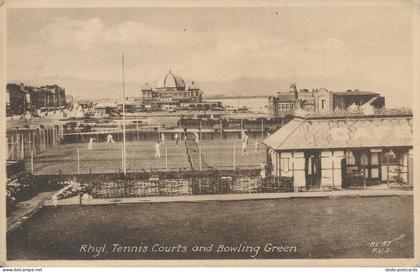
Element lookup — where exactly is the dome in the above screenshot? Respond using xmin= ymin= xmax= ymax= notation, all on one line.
xmin=155 ymin=70 xmax=185 ymax=91
xmin=141 ymin=82 xmax=152 ymax=91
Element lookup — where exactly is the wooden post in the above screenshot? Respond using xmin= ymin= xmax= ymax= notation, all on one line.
xmin=16 ymin=134 xmax=20 ymax=159
xmin=233 ymin=145 xmax=236 ymax=170
xmin=52 ymin=126 xmax=55 ymax=146
xmin=199 ymin=146 xmax=202 ymax=171
xmin=363 ymin=165 xmax=366 ymax=188
xmin=292 ymin=161 xmax=295 ymax=179
xmin=37 ymin=129 xmax=40 ymax=152
xmin=77 ymin=149 xmax=80 ymax=174
xmin=332 ymin=161 xmax=335 ymax=187
xmin=31 ymin=151 xmax=34 ymax=174
xmin=11 ymin=135 xmax=14 ymax=160
xmin=28 ymin=131 xmax=32 ymax=155
xmin=14 ymin=134 xmax=18 ymax=160
xmin=20 ymin=133 xmax=24 ymax=159
xmin=6 ymin=136 xmax=9 ymax=160
xmin=279 ymin=152 xmax=282 ymax=178
xmin=220 ymin=119 xmax=223 ymax=140
xmin=46 ymin=128 xmax=49 ymax=148
xmin=41 ymin=129 xmax=44 ymax=150
xmin=121 ymin=147 xmax=124 ymax=171
xmin=33 ymin=131 xmax=37 ymax=153
xmin=261 ymin=119 xmax=264 ymax=139
xmin=165 ymin=147 xmax=168 ymax=172
xmin=199 ymin=120 xmax=202 ymax=140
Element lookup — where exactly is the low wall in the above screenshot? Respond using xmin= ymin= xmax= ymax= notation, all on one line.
xmin=31 ymin=170 xmax=294 ymax=198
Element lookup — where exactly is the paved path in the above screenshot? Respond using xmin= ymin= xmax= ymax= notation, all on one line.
xmin=7 ymin=190 xmax=58 ymax=233
xmin=45 ymin=188 xmax=413 ymax=207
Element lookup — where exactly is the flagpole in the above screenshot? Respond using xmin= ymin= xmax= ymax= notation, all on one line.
xmin=122 ymin=54 xmax=127 ymax=175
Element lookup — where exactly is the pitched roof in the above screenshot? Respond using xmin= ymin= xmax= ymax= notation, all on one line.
xmin=263 ymin=115 xmax=412 ymax=150
xmin=333 ymin=91 xmax=378 ymax=96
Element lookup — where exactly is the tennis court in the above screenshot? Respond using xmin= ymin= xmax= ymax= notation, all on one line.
xmin=29 ymin=139 xmax=267 ymax=175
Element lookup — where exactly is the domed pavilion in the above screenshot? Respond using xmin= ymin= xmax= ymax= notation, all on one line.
xmin=141 ymin=71 xmax=202 ymax=108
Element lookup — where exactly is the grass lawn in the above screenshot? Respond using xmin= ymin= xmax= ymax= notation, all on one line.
xmin=7 ymin=195 xmax=413 ymax=260
xmin=29 ymin=139 xmax=266 ymax=175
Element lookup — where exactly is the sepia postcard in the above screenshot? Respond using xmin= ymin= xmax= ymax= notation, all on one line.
xmin=1 ymin=0 xmax=419 ymax=268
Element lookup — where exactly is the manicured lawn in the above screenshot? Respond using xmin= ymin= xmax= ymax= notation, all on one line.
xmin=28 ymin=139 xmax=266 ymax=175
xmin=7 ymin=195 xmax=413 ymax=260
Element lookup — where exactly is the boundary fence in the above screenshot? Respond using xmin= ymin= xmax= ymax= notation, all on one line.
xmin=7 ymin=125 xmax=63 ymax=161
xmin=61 ymin=128 xmax=269 ymax=144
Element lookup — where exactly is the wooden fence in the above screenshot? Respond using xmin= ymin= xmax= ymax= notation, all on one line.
xmin=7 ymin=125 xmax=63 ymax=161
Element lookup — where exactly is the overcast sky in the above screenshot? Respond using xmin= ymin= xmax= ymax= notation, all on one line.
xmin=7 ymin=6 xmax=413 ymax=107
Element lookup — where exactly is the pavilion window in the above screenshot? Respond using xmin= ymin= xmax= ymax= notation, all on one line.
xmin=382 ymin=149 xmax=401 ymax=164
xmin=346 ymin=150 xmax=357 ymax=165
xmin=281 ymin=158 xmax=289 ymax=172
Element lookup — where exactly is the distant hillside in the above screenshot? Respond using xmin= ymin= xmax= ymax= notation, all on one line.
xmin=13 ymin=75 xmax=374 ymax=99
xmin=199 ymin=76 xmax=377 ymax=97
xmin=16 ymin=75 xmax=297 ymax=99
xmin=15 ymin=76 xmax=142 ymax=99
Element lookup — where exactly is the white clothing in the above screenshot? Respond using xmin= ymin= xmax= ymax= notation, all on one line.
xmin=241 ymin=141 xmax=247 ymax=155
xmin=88 ymin=138 xmax=95 ymax=150
xmin=106 ymin=134 xmax=115 ymax=144
xmin=154 ymin=143 xmax=161 ymax=158
xmin=260 ymin=168 xmax=266 ymax=179
xmin=194 ymin=132 xmax=199 ymax=143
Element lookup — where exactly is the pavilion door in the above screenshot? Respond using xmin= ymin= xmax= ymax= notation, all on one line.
xmin=369 ymin=151 xmax=381 ymax=181
xmin=305 ymin=152 xmax=321 ymax=188
xmin=359 ymin=150 xmax=381 ymax=181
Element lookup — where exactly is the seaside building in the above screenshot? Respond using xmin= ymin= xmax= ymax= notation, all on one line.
xmin=263 ymin=110 xmax=413 ymax=190
xmin=268 ymin=92 xmax=296 ymax=117
xmin=6 ymin=83 xmax=28 ymax=116
xmin=268 ymin=84 xmax=385 ymax=117
xmin=141 ymin=71 xmax=202 ymax=110
xmin=94 ymin=102 xmax=118 ymax=117
xmin=6 ymin=83 xmax=66 ymax=116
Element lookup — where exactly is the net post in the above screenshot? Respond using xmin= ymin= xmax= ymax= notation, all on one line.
xmin=77 ymin=148 xmax=80 ymax=174
xmin=233 ymin=145 xmax=236 ymax=170
xmin=31 ymin=151 xmax=34 ymax=174
xmin=199 ymin=145 xmax=202 ymax=171
xmin=220 ymin=119 xmax=223 ymax=139
xmin=261 ymin=119 xmax=264 ymax=139
xmin=165 ymin=146 xmax=168 ymax=172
